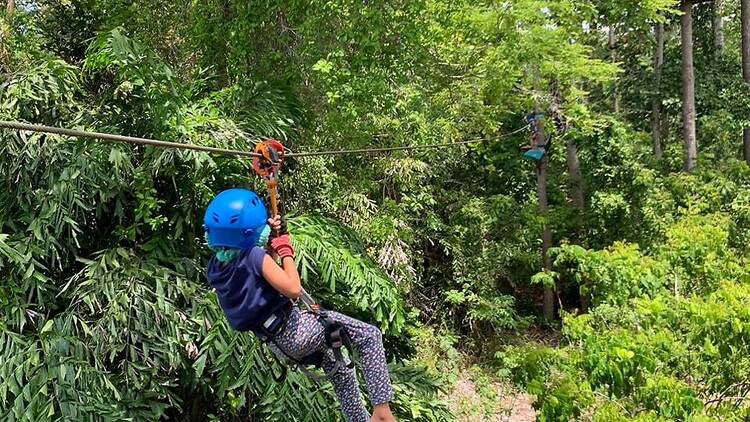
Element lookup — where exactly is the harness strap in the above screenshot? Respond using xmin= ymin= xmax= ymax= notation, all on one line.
xmin=295 ymin=362 xmax=329 ymax=384
xmin=267 ymin=308 xmax=356 ymax=383
xmin=319 ymin=312 xmax=355 ymax=371
xmin=268 ymin=341 xmax=328 ymax=384
xmin=262 ymin=344 xmax=289 ymax=383
xmin=255 ymin=300 xmax=293 ymax=339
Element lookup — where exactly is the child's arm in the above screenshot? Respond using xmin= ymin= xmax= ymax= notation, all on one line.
xmin=260 ymin=215 xmax=302 ymax=299
xmin=261 ymin=254 xmax=301 ymax=299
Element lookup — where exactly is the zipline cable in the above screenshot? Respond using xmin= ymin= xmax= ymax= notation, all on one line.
xmin=0 ymin=120 xmax=528 ymax=159
xmin=286 ymin=126 xmax=529 ymax=157
xmin=0 ymin=120 xmax=262 ymax=158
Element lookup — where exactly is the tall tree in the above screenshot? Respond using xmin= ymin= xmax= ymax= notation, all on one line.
xmin=533 ymin=106 xmax=554 ymax=320
xmin=566 ymin=139 xmax=585 ymax=210
xmin=609 ymin=25 xmax=620 ymax=113
xmin=652 ymin=22 xmax=665 ymax=159
xmin=1 ymin=0 xmax=12 ymax=67
xmin=743 ymin=0 xmax=750 ymax=164
xmin=539 ymin=154 xmax=555 ymax=320
xmin=592 ymin=1 xmax=677 ymax=118
xmin=714 ymin=0 xmax=725 ymax=58
xmin=681 ymin=0 xmax=698 ymax=172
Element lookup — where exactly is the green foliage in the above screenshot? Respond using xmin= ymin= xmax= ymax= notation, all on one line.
xmin=389 ymin=363 xmax=455 ymax=422
xmin=637 ymin=375 xmax=703 ymax=420
xmin=529 ymin=372 xmax=594 ymax=421
xmin=439 ymin=194 xmax=537 ymax=336
xmin=526 ymin=258 xmax=750 ymax=419
xmin=551 ymin=242 xmax=668 ymax=307
xmin=660 ymin=213 xmax=740 ymax=294
xmin=5 ymin=0 xmax=750 ymax=420
xmin=291 ymin=215 xmax=407 ymax=335
xmin=0 ymin=59 xmax=82 ymax=123
xmin=495 ymin=343 xmax=562 ymax=386
xmin=0 ymin=20 xmax=442 ymax=421
xmin=521 ymin=185 xmax=750 ymax=419
xmin=84 ymin=27 xmax=183 ymax=134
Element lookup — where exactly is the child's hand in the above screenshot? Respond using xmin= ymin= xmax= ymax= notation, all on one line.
xmin=268 ymin=215 xmax=288 ymax=235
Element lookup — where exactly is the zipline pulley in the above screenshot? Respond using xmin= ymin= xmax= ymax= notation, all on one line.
xmin=252 ymin=139 xmax=285 ymax=217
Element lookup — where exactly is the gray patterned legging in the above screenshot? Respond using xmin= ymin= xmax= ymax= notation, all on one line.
xmin=268 ymin=306 xmax=394 ymax=422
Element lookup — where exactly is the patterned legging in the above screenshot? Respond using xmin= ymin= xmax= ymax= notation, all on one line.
xmin=269 ymin=307 xmax=394 ymax=422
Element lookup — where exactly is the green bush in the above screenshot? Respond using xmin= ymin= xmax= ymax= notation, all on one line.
xmin=527 ymin=282 xmax=750 ymax=420
xmin=527 ymin=206 xmax=750 ymax=420
xmin=551 ymin=242 xmax=668 ymax=307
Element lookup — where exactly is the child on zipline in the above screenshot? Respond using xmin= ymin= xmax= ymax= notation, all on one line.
xmin=203 ymin=188 xmax=397 ymax=422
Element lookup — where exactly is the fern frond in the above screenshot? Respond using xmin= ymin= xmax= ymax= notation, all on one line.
xmin=290 ymin=216 xmax=407 ymax=335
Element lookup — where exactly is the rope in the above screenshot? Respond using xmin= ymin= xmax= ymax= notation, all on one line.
xmin=0 ymin=120 xmax=528 ymax=159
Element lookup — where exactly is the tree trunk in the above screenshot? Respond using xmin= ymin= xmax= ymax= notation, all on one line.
xmin=566 ymin=139 xmax=585 ymax=210
xmin=743 ymin=0 xmax=750 ymax=164
xmin=564 ymin=137 xmax=586 ymax=311
xmin=538 ymin=160 xmax=554 ymax=320
xmin=1 ymin=0 xmax=12 ymax=67
xmin=609 ymin=26 xmax=620 ymax=113
xmin=652 ymin=22 xmax=665 ymax=159
xmin=681 ymin=1 xmax=698 ymax=172
xmin=535 ymin=115 xmax=554 ymax=320
xmin=714 ymin=0 xmax=725 ymax=58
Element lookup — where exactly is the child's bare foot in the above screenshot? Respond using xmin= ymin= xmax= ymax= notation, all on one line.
xmin=371 ymin=403 xmax=396 ymax=422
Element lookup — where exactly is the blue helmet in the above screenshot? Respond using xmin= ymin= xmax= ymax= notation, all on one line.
xmin=204 ymin=188 xmax=268 ymax=249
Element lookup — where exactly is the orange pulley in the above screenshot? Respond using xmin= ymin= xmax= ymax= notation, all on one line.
xmin=252 ymin=139 xmax=285 ymax=218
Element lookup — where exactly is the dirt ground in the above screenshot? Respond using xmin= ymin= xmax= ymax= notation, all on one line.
xmin=444 ymin=371 xmax=537 ymax=422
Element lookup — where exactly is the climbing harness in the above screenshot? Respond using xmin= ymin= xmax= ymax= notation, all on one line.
xmin=251 ymin=138 xmax=356 ymax=383
xmin=260 ymin=308 xmax=357 ymax=384
xmin=317 ymin=311 xmax=356 ymax=376
xmin=264 ymin=310 xmax=357 ymax=384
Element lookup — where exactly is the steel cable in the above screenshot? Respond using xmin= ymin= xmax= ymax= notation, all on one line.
xmin=0 ymin=120 xmax=528 ymax=159
xmin=0 ymin=120 xmax=262 ymax=158
xmin=286 ymin=126 xmax=529 ymax=157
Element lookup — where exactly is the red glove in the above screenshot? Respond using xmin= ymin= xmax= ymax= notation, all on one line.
xmin=271 ymin=234 xmax=295 ymax=260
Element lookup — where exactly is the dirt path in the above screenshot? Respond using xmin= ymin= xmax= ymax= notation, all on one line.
xmin=496 ymin=391 xmax=536 ymax=422
xmin=445 ymin=371 xmax=537 ymax=422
